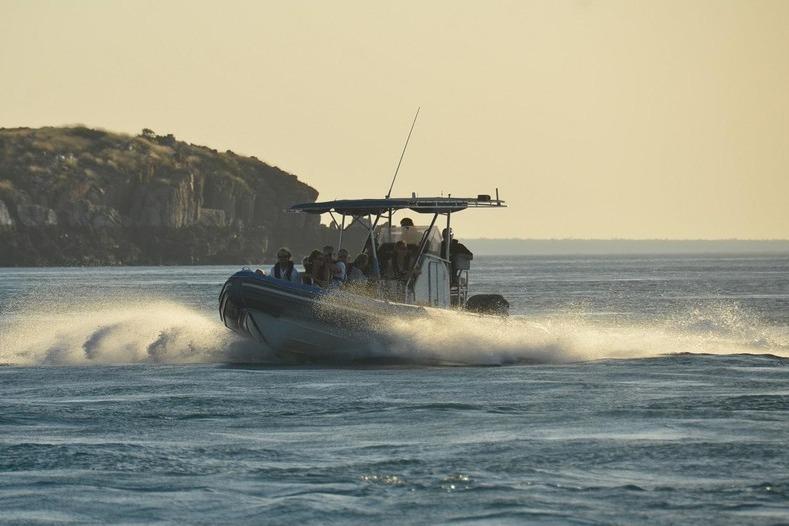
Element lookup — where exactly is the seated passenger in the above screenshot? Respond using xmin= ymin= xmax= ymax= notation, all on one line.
xmin=323 ymin=245 xmax=346 ymax=287
xmin=269 ymin=247 xmax=301 ymax=283
xmin=377 ymin=242 xmax=395 ymax=269
xmin=386 ymin=241 xmax=421 ymax=300
xmin=337 ymin=248 xmax=352 ymax=283
xmin=347 ymin=253 xmax=370 ymax=285
xmin=300 ymin=253 xmax=317 ymax=285
xmin=308 ymin=250 xmax=330 ymax=287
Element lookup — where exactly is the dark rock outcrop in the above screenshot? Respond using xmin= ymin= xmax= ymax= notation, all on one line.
xmin=0 ymin=126 xmax=343 ymax=266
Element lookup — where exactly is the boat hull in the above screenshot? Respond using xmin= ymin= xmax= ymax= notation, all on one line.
xmin=219 ymin=270 xmax=425 ymax=362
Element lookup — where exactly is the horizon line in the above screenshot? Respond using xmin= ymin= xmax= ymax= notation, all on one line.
xmin=465 ymin=238 xmax=789 ymax=242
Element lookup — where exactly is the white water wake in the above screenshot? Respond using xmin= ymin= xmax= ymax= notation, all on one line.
xmin=0 ymin=298 xmax=268 ymax=366
xmin=376 ymin=303 xmax=789 ymax=365
xmin=1 ymin=295 xmax=786 ymax=366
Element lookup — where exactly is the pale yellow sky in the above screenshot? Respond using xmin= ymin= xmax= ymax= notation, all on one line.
xmin=2 ymin=0 xmax=788 ymax=239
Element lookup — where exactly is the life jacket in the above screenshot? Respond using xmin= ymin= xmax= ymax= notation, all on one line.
xmin=274 ymin=261 xmax=294 ymax=281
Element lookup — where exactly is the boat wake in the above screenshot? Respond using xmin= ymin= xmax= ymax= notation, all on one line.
xmin=372 ymin=302 xmax=789 ymax=365
xmin=0 ymin=297 xmax=270 ymax=366
xmin=1 ymin=297 xmax=786 ymax=367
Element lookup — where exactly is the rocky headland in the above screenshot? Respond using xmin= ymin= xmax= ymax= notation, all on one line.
xmin=0 ymin=126 xmax=347 ymax=266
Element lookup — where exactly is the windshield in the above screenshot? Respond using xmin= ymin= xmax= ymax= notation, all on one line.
xmin=376 ymin=224 xmax=442 ymax=255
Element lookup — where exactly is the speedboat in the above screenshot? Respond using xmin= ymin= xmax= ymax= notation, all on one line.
xmin=219 ymin=192 xmax=509 ymax=362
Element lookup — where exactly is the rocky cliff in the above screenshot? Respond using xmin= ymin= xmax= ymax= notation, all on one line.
xmin=0 ymin=126 xmax=339 ymax=265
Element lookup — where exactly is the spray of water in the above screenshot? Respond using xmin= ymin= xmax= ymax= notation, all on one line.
xmin=0 ymin=296 xmax=270 ymax=366
xmin=372 ymin=302 xmax=789 ymax=366
xmin=1 ymin=293 xmax=785 ymax=367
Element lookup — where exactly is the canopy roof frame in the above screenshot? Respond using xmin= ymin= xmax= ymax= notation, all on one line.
xmin=287 ymin=194 xmax=506 ymax=218
xmin=287 ymin=192 xmax=505 ymax=279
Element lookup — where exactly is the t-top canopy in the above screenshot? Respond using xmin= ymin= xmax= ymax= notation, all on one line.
xmin=288 ymin=195 xmax=506 ymax=216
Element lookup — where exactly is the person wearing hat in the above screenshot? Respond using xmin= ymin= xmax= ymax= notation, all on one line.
xmin=269 ymin=247 xmax=301 ymax=282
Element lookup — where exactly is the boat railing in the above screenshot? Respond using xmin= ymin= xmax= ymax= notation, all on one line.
xmin=451 ymin=269 xmax=469 ymax=307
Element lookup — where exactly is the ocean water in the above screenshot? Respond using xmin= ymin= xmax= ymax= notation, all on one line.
xmin=1 ymin=254 xmax=788 ymax=524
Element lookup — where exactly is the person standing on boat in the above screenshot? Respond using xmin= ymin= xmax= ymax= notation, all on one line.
xmin=441 ymin=228 xmax=473 ymax=286
xmin=440 ymin=228 xmax=472 ymax=258
xmin=269 ymin=247 xmax=301 ymax=283
xmin=400 ymin=217 xmax=421 ymax=246
xmin=323 ymin=245 xmax=346 ymax=287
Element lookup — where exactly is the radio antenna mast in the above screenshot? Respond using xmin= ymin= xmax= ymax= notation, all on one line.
xmin=386 ymin=107 xmax=420 ymax=199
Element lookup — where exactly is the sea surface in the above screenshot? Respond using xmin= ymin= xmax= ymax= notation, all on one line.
xmin=1 ymin=254 xmax=788 ymax=525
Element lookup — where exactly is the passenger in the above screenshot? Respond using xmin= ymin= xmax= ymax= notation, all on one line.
xmin=306 ymin=249 xmax=322 ymax=268
xmin=386 ymin=240 xmax=419 ymax=279
xmin=400 ymin=217 xmax=420 ymax=245
xmin=323 ymin=245 xmax=346 ymax=287
xmin=308 ymin=251 xmax=330 ymax=287
xmin=347 ymin=253 xmax=370 ymax=284
xmin=301 ymin=252 xmax=319 ymax=285
xmin=269 ymin=247 xmax=301 ymax=283
xmin=337 ymin=248 xmax=351 ymax=282
xmin=386 ymin=240 xmax=421 ymax=300
xmin=440 ymin=228 xmax=473 ymax=286
xmin=344 ymin=253 xmax=376 ymax=296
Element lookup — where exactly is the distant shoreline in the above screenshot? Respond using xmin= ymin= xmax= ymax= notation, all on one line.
xmin=464 ymin=239 xmax=789 ymax=255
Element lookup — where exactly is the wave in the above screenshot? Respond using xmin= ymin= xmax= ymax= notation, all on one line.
xmin=1 ymin=295 xmax=786 ymax=367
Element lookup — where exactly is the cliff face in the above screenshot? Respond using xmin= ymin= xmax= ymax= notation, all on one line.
xmin=0 ymin=127 xmax=334 ymax=265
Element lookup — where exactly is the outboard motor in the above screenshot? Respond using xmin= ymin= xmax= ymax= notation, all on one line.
xmin=465 ymin=294 xmax=510 ymax=316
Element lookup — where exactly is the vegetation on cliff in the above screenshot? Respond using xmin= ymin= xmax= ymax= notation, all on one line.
xmin=0 ymin=126 xmax=341 ymax=266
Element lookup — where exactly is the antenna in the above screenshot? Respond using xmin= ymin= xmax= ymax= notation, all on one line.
xmin=386 ymin=107 xmax=420 ymax=199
